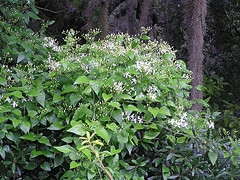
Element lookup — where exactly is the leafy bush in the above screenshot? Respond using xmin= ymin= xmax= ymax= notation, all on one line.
xmin=1 ymin=26 xmax=240 ymax=180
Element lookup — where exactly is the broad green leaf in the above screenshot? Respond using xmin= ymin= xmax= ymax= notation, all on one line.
xmin=143 ymin=131 xmax=160 ymax=140
xmin=21 ymin=132 xmax=37 ymax=141
xmin=36 ymin=91 xmax=45 ymax=107
xmin=70 ymin=161 xmax=81 ymax=169
xmin=99 ymin=116 xmax=111 ymax=122
xmin=53 ymin=156 xmax=64 ymax=168
xmin=55 ymin=145 xmax=73 ymax=153
xmin=142 ymin=35 xmax=151 ymax=40
xmin=148 ymin=107 xmax=159 ymax=118
xmin=20 ymin=121 xmax=31 ymax=133
xmin=106 ymin=123 xmax=119 ymax=131
xmin=61 ymin=85 xmax=76 ymax=94
xmin=17 ymin=52 xmax=25 ymax=63
xmin=82 ymin=149 xmax=92 ymax=160
xmin=112 ymin=110 xmax=122 ymax=124
xmin=13 ymin=109 xmax=21 ymax=116
xmin=52 ymin=94 xmax=64 ymax=103
xmin=131 ymin=38 xmax=139 ymax=49
xmin=110 ymin=146 xmax=121 ymax=154
xmin=109 ymin=102 xmax=121 ymax=109
xmin=67 ymin=124 xmax=86 ymax=136
xmin=0 ymin=116 xmax=9 ymax=123
xmin=208 ymin=151 xmax=218 ymax=166
xmin=90 ymin=80 xmax=100 ymax=95
xmin=94 ymin=123 xmax=109 ymax=144
xmin=48 ymin=122 xmax=64 ymax=130
xmin=74 ymin=76 xmax=89 ymax=84
xmin=0 ymin=77 xmax=7 ymax=85
xmin=27 ymin=89 xmax=41 ymax=97
xmin=159 ymin=106 xmax=171 ymax=116
xmin=166 ymin=135 xmax=176 ymax=145
xmin=102 ymin=93 xmax=112 ymax=102
xmin=28 ymin=110 xmax=38 ymax=117
xmin=121 ymin=94 xmax=133 ymax=100
xmin=38 ymin=136 xmax=51 ymax=146
xmin=24 ymin=162 xmax=35 ymax=170
xmin=117 ymin=130 xmax=129 ymax=144
xmin=11 ymin=91 xmax=23 ymax=98
xmin=177 ymin=137 xmax=187 ymax=144
xmin=12 ymin=118 xmax=21 ymax=128
xmin=30 ymin=149 xmax=42 ymax=158
xmin=40 ymin=162 xmax=51 ymax=171
xmin=126 ymin=105 xmax=141 ymax=112
xmin=27 ymin=12 xmax=40 ymax=20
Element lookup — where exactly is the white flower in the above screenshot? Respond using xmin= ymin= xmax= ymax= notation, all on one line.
xmin=11 ymin=101 xmax=18 ymax=108
xmin=209 ymin=122 xmax=214 ymax=129
xmin=5 ymin=97 xmax=11 ymax=103
xmin=132 ymin=78 xmax=137 ymax=84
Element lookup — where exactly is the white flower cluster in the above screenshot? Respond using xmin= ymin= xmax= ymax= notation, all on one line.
xmin=169 ymin=112 xmax=188 ymax=128
xmin=46 ymin=55 xmax=61 ymax=71
xmin=113 ymin=81 xmax=125 ymax=93
xmin=135 ymin=60 xmax=156 ymax=75
xmin=43 ymin=37 xmax=62 ymax=52
xmin=147 ymin=85 xmax=158 ymax=101
xmin=4 ymin=97 xmax=18 ymax=108
xmin=122 ymin=112 xmax=143 ymax=124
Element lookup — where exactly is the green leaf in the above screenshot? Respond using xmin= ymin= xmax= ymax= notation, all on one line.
xmin=27 ymin=89 xmax=41 ymax=97
xmin=126 ymin=105 xmax=141 ymax=112
xmin=82 ymin=149 xmax=92 ymax=160
xmin=27 ymin=12 xmax=40 ymax=20
xmin=208 ymin=151 xmax=218 ymax=166
xmin=106 ymin=123 xmax=119 ymax=131
xmin=166 ymin=135 xmax=176 ymax=145
xmin=48 ymin=122 xmax=64 ymax=130
xmin=142 ymin=35 xmax=151 ymax=40
xmin=112 ymin=110 xmax=122 ymax=124
xmin=74 ymin=76 xmax=89 ymax=84
xmin=17 ymin=52 xmax=25 ymax=63
xmin=55 ymin=145 xmax=73 ymax=153
xmin=67 ymin=124 xmax=86 ymax=136
xmin=148 ymin=107 xmax=159 ymax=118
xmin=13 ymin=109 xmax=21 ymax=116
xmin=117 ymin=130 xmax=129 ymax=144
xmin=109 ymin=102 xmax=121 ymax=109
xmin=177 ymin=137 xmax=187 ymax=144
xmin=24 ymin=162 xmax=36 ymax=170
xmin=159 ymin=106 xmax=171 ymax=116
xmin=30 ymin=149 xmax=42 ymax=158
xmin=28 ymin=110 xmax=38 ymax=117
xmin=102 ymin=93 xmax=112 ymax=102
xmin=40 ymin=162 xmax=51 ymax=171
xmin=94 ymin=123 xmax=109 ymax=144
xmin=70 ymin=161 xmax=81 ymax=169
xmin=143 ymin=131 xmax=160 ymax=140
xmin=12 ymin=118 xmax=21 ymax=128
xmin=11 ymin=91 xmax=23 ymax=98
xmin=90 ymin=80 xmax=100 ymax=95
xmin=121 ymin=94 xmax=133 ymax=100
xmin=110 ymin=146 xmax=121 ymax=154
xmin=38 ymin=136 xmax=51 ymax=146
xmin=0 ymin=77 xmax=7 ymax=85
xmin=61 ymin=85 xmax=76 ymax=94
xmin=36 ymin=91 xmax=45 ymax=107
xmin=53 ymin=94 xmax=64 ymax=103
xmin=20 ymin=121 xmax=31 ymax=133
xmin=21 ymin=132 xmax=37 ymax=141
xmin=0 ymin=116 xmax=9 ymax=123
xmin=131 ymin=38 xmax=139 ymax=49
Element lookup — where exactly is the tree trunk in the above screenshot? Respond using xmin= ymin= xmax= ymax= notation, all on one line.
xmin=182 ymin=0 xmax=207 ymax=112
xmin=86 ymin=0 xmax=109 ymax=39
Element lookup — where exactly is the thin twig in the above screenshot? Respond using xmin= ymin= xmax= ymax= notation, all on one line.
xmin=35 ymin=5 xmax=66 ymax=14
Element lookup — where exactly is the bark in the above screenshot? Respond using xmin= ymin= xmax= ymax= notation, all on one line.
xmin=86 ymin=0 xmax=109 ymax=39
xmin=137 ymin=0 xmax=153 ymax=32
xmin=182 ymin=0 xmax=207 ymax=112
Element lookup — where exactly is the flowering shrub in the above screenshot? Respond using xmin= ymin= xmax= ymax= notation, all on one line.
xmin=0 ymin=28 xmax=240 ymax=179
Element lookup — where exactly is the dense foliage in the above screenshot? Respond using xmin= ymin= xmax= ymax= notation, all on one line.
xmin=0 ymin=0 xmax=240 ymax=179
